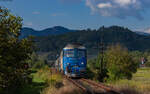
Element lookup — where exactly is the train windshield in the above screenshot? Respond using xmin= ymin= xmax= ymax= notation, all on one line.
xmin=64 ymin=50 xmax=74 ymax=57
xmin=64 ymin=50 xmax=86 ymax=58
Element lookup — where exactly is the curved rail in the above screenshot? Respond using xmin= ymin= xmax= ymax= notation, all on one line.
xmin=65 ymin=76 xmax=87 ymax=91
xmin=80 ymin=78 xmax=121 ymax=94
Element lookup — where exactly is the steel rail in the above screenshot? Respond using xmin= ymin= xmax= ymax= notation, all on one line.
xmin=80 ymin=78 xmax=121 ymax=94
xmin=65 ymin=76 xmax=87 ymax=92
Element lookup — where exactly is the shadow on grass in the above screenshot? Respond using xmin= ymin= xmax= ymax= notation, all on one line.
xmin=18 ymin=82 xmax=46 ymax=94
xmin=119 ymin=88 xmax=141 ymax=94
xmin=30 ymin=70 xmax=38 ymax=74
xmin=0 ymin=82 xmax=46 ymax=94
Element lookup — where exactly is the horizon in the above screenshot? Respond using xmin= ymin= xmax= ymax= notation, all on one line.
xmin=22 ymin=25 xmax=147 ymax=33
xmin=1 ymin=0 xmax=150 ymax=33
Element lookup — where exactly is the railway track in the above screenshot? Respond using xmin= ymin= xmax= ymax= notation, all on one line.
xmin=65 ymin=77 xmax=121 ymax=94
xmin=80 ymin=78 xmax=121 ymax=94
xmin=65 ymin=76 xmax=94 ymax=94
xmin=50 ymin=68 xmax=121 ymax=94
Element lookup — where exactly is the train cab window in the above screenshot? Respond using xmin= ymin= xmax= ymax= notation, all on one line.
xmin=78 ymin=51 xmax=85 ymax=58
xmin=64 ymin=50 xmax=74 ymax=57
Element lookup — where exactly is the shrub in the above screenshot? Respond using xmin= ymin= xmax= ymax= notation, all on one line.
xmin=35 ymin=66 xmax=63 ymax=86
xmin=105 ymin=44 xmax=138 ymax=81
xmin=87 ymin=44 xmax=138 ymax=82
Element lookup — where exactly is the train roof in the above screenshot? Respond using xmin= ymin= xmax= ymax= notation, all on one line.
xmin=63 ymin=43 xmax=86 ymax=50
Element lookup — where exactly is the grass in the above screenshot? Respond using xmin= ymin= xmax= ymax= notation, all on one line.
xmin=19 ymin=66 xmax=63 ymax=94
xmin=40 ymin=79 xmax=83 ymax=94
xmin=38 ymin=66 xmax=84 ymax=94
xmin=109 ymin=67 xmax=150 ymax=93
xmin=18 ymin=69 xmax=46 ymax=94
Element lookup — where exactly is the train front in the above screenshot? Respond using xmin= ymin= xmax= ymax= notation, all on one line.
xmin=63 ymin=44 xmax=87 ymax=77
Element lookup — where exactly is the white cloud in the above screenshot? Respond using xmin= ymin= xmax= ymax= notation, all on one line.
xmin=144 ymin=28 xmax=150 ymax=33
xmin=97 ymin=3 xmax=112 ymax=8
xmin=86 ymin=0 xmax=96 ymax=12
xmin=114 ymin=0 xmax=136 ymax=6
xmin=85 ymin=0 xmax=150 ymax=20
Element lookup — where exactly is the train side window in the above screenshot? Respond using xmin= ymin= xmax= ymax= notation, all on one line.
xmin=78 ymin=50 xmax=85 ymax=58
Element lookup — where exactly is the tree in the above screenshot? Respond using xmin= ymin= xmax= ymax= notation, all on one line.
xmin=0 ymin=7 xmax=33 ymax=92
xmin=105 ymin=44 xmax=138 ymax=81
xmin=87 ymin=54 xmax=108 ymax=82
xmin=95 ymin=54 xmax=108 ymax=82
xmin=145 ymin=55 xmax=150 ymax=67
xmin=130 ymin=51 xmax=142 ymax=67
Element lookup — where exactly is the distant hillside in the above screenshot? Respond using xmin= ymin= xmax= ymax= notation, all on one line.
xmin=20 ymin=26 xmax=76 ymax=38
xmin=35 ymin=26 xmax=150 ymax=54
xmin=135 ymin=31 xmax=150 ymax=36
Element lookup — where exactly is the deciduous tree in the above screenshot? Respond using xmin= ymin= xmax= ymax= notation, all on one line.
xmin=105 ymin=44 xmax=138 ymax=81
xmin=0 ymin=7 xmax=33 ymax=92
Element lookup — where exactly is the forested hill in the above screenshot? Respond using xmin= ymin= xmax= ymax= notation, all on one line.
xmin=35 ymin=26 xmax=150 ymax=53
xmin=20 ymin=26 xmax=76 ymax=38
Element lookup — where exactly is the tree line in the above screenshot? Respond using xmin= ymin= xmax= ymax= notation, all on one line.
xmin=35 ymin=25 xmax=150 ymax=54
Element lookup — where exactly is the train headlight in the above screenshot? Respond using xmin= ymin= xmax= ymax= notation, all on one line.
xmin=81 ymin=62 xmax=84 ymax=65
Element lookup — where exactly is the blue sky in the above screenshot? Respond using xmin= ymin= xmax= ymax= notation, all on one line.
xmin=1 ymin=0 xmax=150 ymax=32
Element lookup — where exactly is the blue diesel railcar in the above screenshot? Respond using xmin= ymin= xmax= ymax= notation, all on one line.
xmin=55 ymin=43 xmax=87 ymax=77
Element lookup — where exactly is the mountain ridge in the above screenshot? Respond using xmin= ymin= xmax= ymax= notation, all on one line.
xmin=21 ymin=26 xmax=150 ymax=38
xmin=20 ymin=26 xmax=76 ymax=38
xmin=34 ymin=26 xmax=150 ymax=52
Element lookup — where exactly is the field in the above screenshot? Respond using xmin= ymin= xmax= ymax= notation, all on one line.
xmin=109 ymin=67 xmax=150 ymax=94
xmin=18 ymin=67 xmax=62 ymax=94
xmin=18 ymin=67 xmax=150 ymax=94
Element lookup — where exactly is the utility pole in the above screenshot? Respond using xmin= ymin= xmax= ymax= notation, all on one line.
xmin=95 ymin=26 xmax=107 ymax=82
xmin=96 ymin=26 xmax=105 ymax=74
xmin=100 ymin=38 xmax=104 ymax=73
xmin=100 ymin=27 xmax=104 ymax=74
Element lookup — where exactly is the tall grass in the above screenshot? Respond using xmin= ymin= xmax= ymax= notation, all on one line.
xmin=34 ymin=66 xmax=63 ymax=86
xmin=38 ymin=66 xmax=83 ymax=94
xmin=40 ymin=79 xmax=83 ymax=94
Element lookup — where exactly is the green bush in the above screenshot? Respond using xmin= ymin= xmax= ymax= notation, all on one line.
xmin=32 ymin=60 xmax=46 ymax=69
xmin=87 ymin=44 xmax=138 ymax=82
xmin=106 ymin=44 xmax=138 ymax=81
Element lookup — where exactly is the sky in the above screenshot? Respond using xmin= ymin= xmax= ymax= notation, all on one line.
xmin=1 ymin=0 xmax=150 ymax=33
